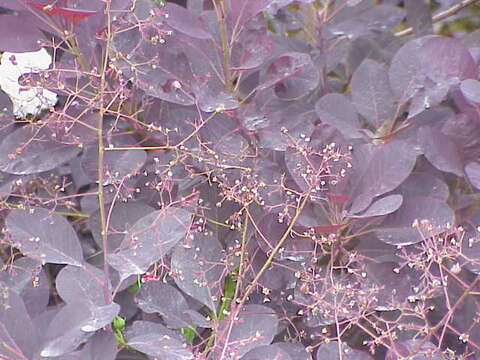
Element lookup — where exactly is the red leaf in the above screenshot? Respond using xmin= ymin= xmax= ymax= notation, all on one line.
xmin=28 ymin=2 xmax=97 ymax=24
xmin=327 ymin=192 xmax=350 ymax=205
xmin=313 ymin=224 xmax=344 ymax=234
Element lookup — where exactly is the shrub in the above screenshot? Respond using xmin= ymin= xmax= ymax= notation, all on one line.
xmin=1 ymin=0 xmax=480 ymax=359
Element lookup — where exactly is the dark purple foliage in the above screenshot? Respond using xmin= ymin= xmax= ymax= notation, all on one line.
xmin=1 ymin=0 xmax=480 ymax=359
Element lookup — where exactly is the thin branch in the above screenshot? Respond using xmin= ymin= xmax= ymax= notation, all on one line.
xmin=238 ymin=191 xmax=311 ymax=306
xmin=395 ymin=0 xmax=480 ymax=37
xmin=98 ymin=0 xmax=114 ymax=305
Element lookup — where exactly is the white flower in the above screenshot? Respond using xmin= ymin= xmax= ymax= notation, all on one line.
xmin=0 ymin=48 xmax=58 ymax=118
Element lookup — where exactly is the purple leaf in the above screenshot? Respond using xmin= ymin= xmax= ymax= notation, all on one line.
xmin=0 ymin=285 xmax=38 ymax=360
xmin=0 ymin=12 xmax=45 ymax=52
xmin=375 ymin=196 xmax=454 ymax=246
xmin=196 ymin=85 xmax=239 ymax=113
xmin=316 ymin=341 xmax=374 ymax=359
xmin=460 ymin=79 xmax=480 ymax=104
xmin=171 ymin=233 xmax=225 ymax=313
xmin=164 ymin=3 xmax=211 ymax=39
xmin=389 ymin=36 xmax=476 ymax=110
xmin=260 ymin=52 xmax=320 ymax=100
xmin=419 ymin=37 xmax=477 ymax=85
xmin=40 ymin=301 xmax=120 ymax=357
xmin=315 ymin=93 xmax=361 ymax=138
xmin=418 ymin=125 xmax=464 ymax=176
xmin=399 ymin=172 xmax=449 ymax=201
xmin=255 ymin=213 xmax=314 ymax=262
xmin=88 ymin=201 xmax=155 ymax=251
xmin=240 ymin=345 xmax=291 ymax=360
xmin=365 ymin=260 xmax=421 ymax=311
xmin=466 ymin=161 xmax=480 ymax=189
xmin=39 ymin=303 xmax=94 ymax=357
xmin=110 ymin=0 xmax=224 ymax=106
xmin=0 ymin=172 xmax=18 ymax=200
xmin=136 ymin=281 xmax=203 ymax=329
xmin=56 ymin=264 xmax=107 ymax=306
xmin=6 ymin=208 xmax=83 ymax=266
xmin=389 ymin=36 xmax=431 ymax=103
xmin=0 ymin=257 xmax=49 ymax=318
xmin=348 ymin=139 xmax=418 ymax=214
xmin=82 ymin=330 xmax=119 ymax=360
xmin=0 ymin=89 xmax=13 ymax=116
xmin=293 ymin=270 xmax=360 ymax=327
xmin=349 ymin=194 xmax=403 ymax=218
xmin=126 ymin=321 xmax=193 ymax=360
xmin=142 ymin=100 xmax=197 ymax=146
xmin=80 ymin=303 xmax=120 ymax=332
xmin=231 ymin=29 xmax=272 ymax=71
xmin=231 ymin=0 xmax=273 ymax=34
xmin=107 ymin=206 xmax=192 ymax=279
xmin=273 ymin=342 xmax=312 ymax=360
xmin=0 ymin=1 xmax=27 ymax=10
xmin=461 ymin=212 xmax=480 ymax=275
xmin=285 ymin=124 xmax=348 ymax=193
xmin=256 ymin=94 xmax=316 ymax=151
xmin=407 ymin=78 xmax=449 ymax=118
xmin=442 ymin=113 xmax=480 ymax=163
xmin=330 ymin=5 xmax=405 ymax=40
xmin=248 ymin=250 xmax=299 ymax=292
xmin=213 ymin=304 xmax=279 ymax=360
xmin=386 ymin=340 xmax=443 ymax=360
xmin=404 ymin=0 xmax=433 ymax=36
xmin=81 ymin=146 xmax=147 ymax=185
xmin=199 ymin=112 xmax=249 ymax=168
xmin=351 ymin=59 xmax=396 ymax=128
xmin=0 ymin=125 xmax=81 ymax=175
xmin=347 ymin=32 xmax=402 ymax=74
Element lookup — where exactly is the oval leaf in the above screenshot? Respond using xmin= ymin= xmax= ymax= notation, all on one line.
xmin=418 ymin=125 xmax=463 ymax=176
xmin=164 ymin=3 xmax=211 ymax=39
xmin=460 ymin=78 xmax=480 ymax=104
xmin=0 ymin=285 xmax=37 ymax=360
xmin=375 ymin=196 xmax=454 ymax=246
xmin=316 ymin=341 xmax=373 ymax=359
xmin=213 ymin=304 xmax=279 ymax=360
xmin=241 ymin=345 xmax=291 ymax=360
xmin=0 ymin=125 xmax=80 ymax=175
xmin=349 ymin=194 xmax=403 ymax=218
xmin=56 ymin=264 xmax=107 ymax=306
xmin=107 ymin=206 xmax=192 ymax=279
xmin=261 ymin=52 xmax=319 ymax=100
xmin=466 ymin=161 xmax=480 ymax=189
xmin=136 ymin=281 xmax=200 ymax=329
xmin=6 ymin=208 xmax=83 ymax=266
xmin=351 ymin=59 xmax=396 ymax=128
xmin=171 ymin=233 xmax=225 ymax=313
xmin=126 ymin=321 xmax=193 ymax=360
xmin=316 ymin=93 xmax=361 ymax=138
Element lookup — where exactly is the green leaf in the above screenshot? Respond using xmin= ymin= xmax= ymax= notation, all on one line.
xmin=218 ymin=273 xmax=237 ymax=321
xmin=113 ymin=315 xmax=126 ymax=332
xmin=181 ymin=327 xmax=196 ymax=344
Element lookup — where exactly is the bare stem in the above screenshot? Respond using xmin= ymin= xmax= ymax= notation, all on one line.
xmin=395 ymin=0 xmax=480 ymax=37
xmin=98 ymin=0 xmax=113 ymax=304
xmin=214 ymin=0 xmax=233 ymax=91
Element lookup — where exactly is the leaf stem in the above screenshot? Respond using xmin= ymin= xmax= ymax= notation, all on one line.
xmin=53 ymin=211 xmax=90 ymax=219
